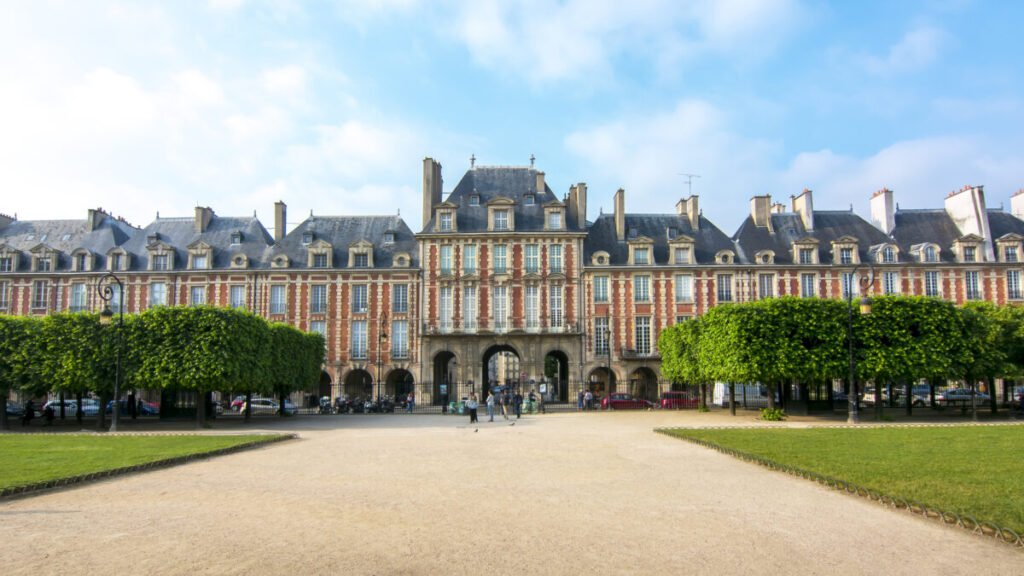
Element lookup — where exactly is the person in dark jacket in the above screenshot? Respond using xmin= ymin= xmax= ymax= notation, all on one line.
xmin=513 ymin=389 xmax=523 ymax=419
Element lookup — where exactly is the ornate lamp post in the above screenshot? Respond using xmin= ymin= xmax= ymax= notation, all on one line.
xmin=604 ymin=317 xmax=612 ymax=394
xmin=847 ymin=263 xmax=875 ymax=424
xmin=377 ymin=312 xmax=388 ymax=406
xmin=97 ymin=272 xmax=124 ymax=432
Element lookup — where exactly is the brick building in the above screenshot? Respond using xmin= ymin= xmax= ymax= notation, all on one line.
xmin=3 ymin=159 xmax=1024 ymax=405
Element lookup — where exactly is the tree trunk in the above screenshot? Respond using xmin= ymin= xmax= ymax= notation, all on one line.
xmin=279 ymin=390 xmax=287 ymax=417
xmin=129 ymin=391 xmax=137 ymax=419
xmin=59 ymin=391 xmax=66 ymax=420
xmin=905 ymin=380 xmax=912 ymax=416
xmin=0 ymin=396 xmax=8 ymax=430
xmin=767 ymin=383 xmax=776 ymax=410
xmin=76 ymin=394 xmax=84 ymax=425
xmin=243 ymin=392 xmax=252 ymax=423
xmin=988 ymin=377 xmax=997 ymax=415
xmin=874 ymin=382 xmax=882 ymax=420
xmin=96 ymin=392 xmax=108 ymax=431
xmin=196 ymin=391 xmax=206 ymax=429
xmin=729 ymin=383 xmax=736 ymax=416
xmin=971 ymin=381 xmax=978 ymax=422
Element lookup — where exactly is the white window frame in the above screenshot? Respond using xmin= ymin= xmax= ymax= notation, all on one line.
xmin=1008 ymin=270 xmax=1022 ymax=300
xmin=758 ymin=273 xmax=774 ymax=299
xmin=965 ymin=270 xmax=981 ymax=300
xmin=594 ymin=277 xmax=609 ymax=303
xmin=549 ymin=245 xmax=563 ymax=274
xmin=311 ymin=284 xmax=328 ymax=314
xmin=230 ymin=285 xmax=246 ymax=309
xmin=717 ymin=274 xmax=733 ymax=302
xmin=595 ymin=316 xmax=610 ymax=356
xmin=440 ymin=245 xmax=453 ymax=275
xmin=392 ymin=284 xmax=408 ymax=314
xmin=493 ymin=286 xmax=508 ymax=332
xmin=270 ymin=285 xmax=286 ymax=314
xmin=351 ymin=284 xmax=368 ymax=314
xmin=525 ymin=285 xmax=539 ymax=331
xmin=149 ymin=282 xmax=167 ymax=308
xmin=924 ymin=271 xmax=940 ymax=297
xmin=633 ymin=275 xmax=650 ymax=303
xmin=391 ymin=320 xmax=408 ymax=358
xmin=70 ymin=283 xmax=87 ymax=312
xmin=494 ymin=210 xmax=509 ymax=230
xmin=351 ymin=321 xmax=368 ymax=359
xmin=549 ymin=287 xmax=562 ymax=330
xmin=463 ymin=286 xmax=477 ymax=331
xmin=800 ymin=273 xmax=816 ymax=298
xmin=190 ymin=286 xmax=206 ymax=307
xmin=463 ymin=245 xmax=477 ymax=275
xmin=674 ymin=274 xmax=693 ymax=303
xmin=635 ymin=317 xmax=651 ymax=356
xmin=883 ymin=272 xmax=899 ymax=295
xmin=525 ymin=245 xmax=539 ymax=274
xmin=493 ymin=245 xmax=507 ymax=274
xmin=439 ymin=286 xmax=453 ymax=333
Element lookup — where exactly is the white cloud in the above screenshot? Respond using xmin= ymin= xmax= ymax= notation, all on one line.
xmin=261 ymin=65 xmax=307 ymax=95
xmin=172 ymin=69 xmax=225 ymax=107
xmin=285 ymin=120 xmax=424 ymax=181
xmin=855 ymin=26 xmax=949 ymax=76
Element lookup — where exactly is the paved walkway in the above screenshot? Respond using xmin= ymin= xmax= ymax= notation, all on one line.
xmin=1 ymin=411 xmax=1020 ymax=575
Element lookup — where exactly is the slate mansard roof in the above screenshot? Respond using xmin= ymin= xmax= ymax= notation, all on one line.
xmin=422 ymin=166 xmax=584 ymax=233
xmin=0 ymin=212 xmax=138 ymax=270
xmin=271 ymin=214 xmax=419 ymax=269
xmin=120 ymin=215 xmax=274 ymax=271
xmin=734 ymin=210 xmax=892 ymax=265
xmin=584 ymin=213 xmax=735 ymax=265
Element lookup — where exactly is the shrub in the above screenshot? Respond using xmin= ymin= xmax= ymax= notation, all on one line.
xmin=759 ymin=407 xmax=787 ymax=421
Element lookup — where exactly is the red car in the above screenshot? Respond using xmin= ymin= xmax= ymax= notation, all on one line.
xmin=601 ymin=393 xmax=655 ymax=410
xmin=660 ymin=391 xmax=699 ymax=409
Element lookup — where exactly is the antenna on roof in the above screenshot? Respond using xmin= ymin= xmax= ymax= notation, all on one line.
xmin=678 ymin=173 xmax=700 ymax=196
xmin=470 ymin=153 xmax=476 ymax=168
xmin=530 ymin=154 xmax=535 ymax=168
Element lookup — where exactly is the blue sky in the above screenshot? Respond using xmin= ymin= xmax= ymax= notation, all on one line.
xmin=2 ymin=1 xmax=1023 ymax=234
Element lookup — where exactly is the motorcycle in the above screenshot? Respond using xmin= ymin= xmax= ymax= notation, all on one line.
xmin=317 ymin=397 xmax=333 ymax=415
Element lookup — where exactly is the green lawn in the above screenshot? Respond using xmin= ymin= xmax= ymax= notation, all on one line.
xmin=662 ymin=426 xmax=1024 ymax=534
xmin=0 ymin=434 xmax=288 ymax=489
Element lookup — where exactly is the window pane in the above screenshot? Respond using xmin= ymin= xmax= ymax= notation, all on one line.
xmin=392 ymin=284 xmax=408 ymax=314
xmin=549 ymin=245 xmax=562 ymax=274
xmin=633 ymin=276 xmax=650 ymax=302
xmin=525 ymin=286 xmax=538 ymax=330
xmin=717 ymin=274 xmax=732 ymax=302
xmin=594 ymin=277 xmax=609 ymax=303
xmin=674 ymin=274 xmax=692 ymax=302
xmin=270 ymin=285 xmax=286 ymax=314
xmin=352 ymin=321 xmax=367 ymax=359
xmin=463 ymin=286 xmax=477 ymax=330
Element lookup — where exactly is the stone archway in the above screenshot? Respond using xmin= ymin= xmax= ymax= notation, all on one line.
xmin=343 ymin=369 xmax=373 ymax=400
xmin=482 ymin=344 xmax=521 ymax=393
xmin=388 ymin=369 xmax=415 ymax=401
xmin=432 ymin=351 xmax=456 ymax=407
xmin=587 ymin=367 xmax=617 ymax=397
xmin=630 ymin=367 xmax=659 ymax=402
xmin=543 ymin=349 xmax=570 ymax=403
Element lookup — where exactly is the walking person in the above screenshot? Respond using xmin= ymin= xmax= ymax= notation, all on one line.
xmin=466 ymin=393 xmax=479 ymax=423
xmin=501 ymin=388 xmax=511 ymax=420
xmin=585 ymin=389 xmax=594 ymax=411
xmin=405 ymin=391 xmax=415 ymax=413
xmin=577 ymin=388 xmax=585 ymax=411
xmin=513 ymin=389 xmax=523 ymax=419
xmin=486 ymin=391 xmax=496 ymax=422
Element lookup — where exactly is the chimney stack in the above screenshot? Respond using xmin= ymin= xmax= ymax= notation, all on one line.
xmin=614 ymin=188 xmax=626 ymax=241
xmin=791 ymin=189 xmax=814 ymax=231
xmin=684 ymin=195 xmax=699 ymax=230
xmin=535 ymin=171 xmax=545 ymax=194
xmin=422 ymin=157 xmax=443 ymax=229
xmin=1012 ymin=189 xmax=1024 ymax=220
xmin=87 ymin=208 xmax=105 ymax=231
xmin=194 ymin=206 xmax=214 ymax=233
xmin=870 ymin=188 xmax=895 ymax=234
xmin=274 ymin=201 xmax=287 ymax=242
xmin=575 ymin=182 xmax=587 ymax=228
xmin=750 ymin=195 xmax=773 ymax=231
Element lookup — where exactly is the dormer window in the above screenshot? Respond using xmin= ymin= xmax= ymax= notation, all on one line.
xmin=193 ymin=255 xmax=208 ymax=269
xmin=674 ymin=247 xmax=691 ymax=264
xmin=716 ymin=251 xmax=734 ymax=265
xmin=469 ymin=195 xmax=480 ymax=206
xmin=924 ymin=246 xmax=938 ymax=262
xmin=440 ymin=212 xmax=453 ymax=231
xmin=963 ymin=246 xmax=976 ymax=262
xmin=75 ymin=253 xmax=88 ymax=271
xmin=634 ymin=248 xmax=649 ymax=265
xmin=354 ymin=253 xmax=368 ymax=267
xmin=755 ymin=250 xmax=775 ymax=265
xmin=667 ymin=228 xmax=677 ymax=240
xmin=302 ymin=232 xmax=314 ymax=244
xmin=882 ymin=246 xmax=896 ymax=263
xmin=524 ymin=195 xmax=535 ymax=206
xmin=187 ymin=241 xmax=213 ymax=270
xmin=547 ymin=211 xmax=561 ymax=230
xmin=347 ymin=240 xmax=374 ymax=268
xmin=231 ymin=232 xmax=242 ymax=245
xmin=0 ymin=256 xmax=13 ymax=272
xmin=36 ymin=257 xmax=51 ymax=271
xmin=152 ymin=254 xmax=169 ymax=271
xmin=1006 ymin=246 xmax=1018 ymax=262
xmin=312 ymin=253 xmax=328 ymax=268
xmin=839 ymin=248 xmax=854 ymax=265
xmin=384 ymin=232 xmax=395 ymax=244
xmin=798 ymin=248 xmax=815 ymax=264
xmin=494 ymin=210 xmax=508 ymax=230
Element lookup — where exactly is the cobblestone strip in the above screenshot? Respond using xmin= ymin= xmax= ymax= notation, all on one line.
xmin=0 ymin=433 xmax=296 ymax=501
xmin=655 ymin=427 xmax=1024 ymax=550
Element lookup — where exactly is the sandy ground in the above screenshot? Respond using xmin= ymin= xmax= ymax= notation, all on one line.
xmin=1 ymin=411 xmax=1021 ymax=575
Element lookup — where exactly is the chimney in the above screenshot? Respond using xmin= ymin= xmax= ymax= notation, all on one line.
xmin=1012 ymin=189 xmax=1024 ymax=220
xmin=0 ymin=212 xmax=14 ymax=230
xmin=194 ymin=206 xmax=214 ymax=233
xmin=750 ymin=195 xmax=773 ymax=231
xmin=614 ymin=188 xmax=626 ymax=241
xmin=870 ymin=188 xmax=895 ymax=234
xmin=575 ymin=182 xmax=587 ymax=228
xmin=422 ymin=157 xmax=443 ymax=229
xmin=684 ymin=195 xmax=699 ymax=230
xmin=535 ymin=171 xmax=545 ymax=194
xmin=945 ymin=185 xmax=994 ymax=260
xmin=791 ymin=189 xmax=814 ymax=231
xmin=274 ymin=201 xmax=287 ymax=242
xmin=770 ymin=202 xmax=785 ymax=214
xmin=87 ymin=208 xmax=105 ymax=231
xmin=567 ymin=185 xmax=578 ymax=227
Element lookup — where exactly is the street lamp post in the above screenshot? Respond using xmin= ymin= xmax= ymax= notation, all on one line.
xmin=604 ymin=316 xmax=612 ymax=394
xmin=377 ymin=312 xmax=388 ymax=408
xmin=97 ymin=272 xmax=124 ymax=432
xmin=846 ymin=263 xmax=875 ymax=424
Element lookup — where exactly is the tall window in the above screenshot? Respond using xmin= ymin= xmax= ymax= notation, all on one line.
xmin=549 ymin=287 xmax=563 ymax=329
xmin=1008 ymin=270 xmax=1022 ymax=300
xmin=674 ymin=247 xmax=691 ymax=264
xmin=353 ymin=253 xmax=368 ymax=268
xmin=439 ymin=287 xmax=452 ymax=333
xmin=525 ymin=245 xmax=539 ymax=274
xmin=110 ymin=283 xmax=122 ymax=312
xmin=152 ymin=254 xmax=168 ymax=270
xmin=440 ymin=245 xmax=453 ymax=275
xmin=963 ymin=246 xmax=977 ymax=262
xmin=633 ymin=275 xmax=650 ymax=303
xmin=634 ymin=248 xmax=649 ymax=265
xmin=494 ymin=210 xmax=509 ymax=230
xmin=595 ymin=316 xmax=610 ymax=355
xmin=190 ymin=286 xmax=206 ymax=306
xmin=841 ymin=273 xmax=854 ymax=299
xmin=925 ymin=271 xmax=940 ymax=297
xmin=799 ymin=248 xmax=815 ymax=264
xmin=549 ymin=245 xmax=563 ymax=274
xmin=193 ymin=254 xmax=209 ymax=269
xmin=70 ymin=283 xmax=87 ymax=312
xmin=717 ymin=274 xmax=733 ymax=302
xmin=0 ymin=281 xmax=8 ymax=310
xmin=391 ymin=320 xmax=408 ymax=358
xmin=0 ymin=257 xmax=11 ymax=272
xmin=76 ymin=254 xmax=88 ymax=271
xmin=493 ymin=245 xmax=507 ymax=274
xmin=351 ymin=321 xmax=367 ymax=359
xmin=312 ymin=253 xmax=328 ymax=268
xmin=883 ymin=272 xmax=899 ymax=295
xmin=758 ymin=274 xmax=774 ymax=299
xmin=548 ymin=211 xmax=561 ymax=229
xmin=493 ymin=286 xmax=507 ymax=332
xmin=883 ymin=247 xmax=896 ymax=263
xmin=525 ymin=285 xmax=539 ymax=330
xmin=392 ymin=284 xmax=408 ymax=314
xmin=463 ymin=286 xmax=477 ymax=331
xmin=839 ymin=248 xmax=853 ymax=264
xmin=110 ymin=253 xmax=122 ymax=271
xmin=1006 ymin=246 xmax=1019 ymax=263
xmin=270 ymin=285 xmax=286 ymax=314
xmin=924 ymin=246 xmax=938 ymax=262
xmin=674 ymin=274 xmax=693 ymax=302
xmin=440 ymin=212 xmax=452 ymax=231
xmin=800 ymin=274 xmax=816 ymax=298
xmin=230 ymin=285 xmax=246 ymax=309
xmin=310 ymin=321 xmax=326 ymax=341
xmin=311 ymin=284 xmax=327 ymax=314
xmin=149 ymin=282 xmax=166 ymax=308
xmin=594 ymin=277 xmax=609 ymax=303
xmin=37 ymin=257 xmax=51 ymax=271
xmin=635 ymin=317 xmax=651 ymax=356
xmin=351 ymin=284 xmax=367 ymax=313
xmin=463 ymin=245 xmax=477 ymax=274
xmin=32 ymin=280 xmax=48 ymax=309
xmin=965 ymin=271 xmax=981 ymax=300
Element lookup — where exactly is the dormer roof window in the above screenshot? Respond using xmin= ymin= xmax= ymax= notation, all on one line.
xmin=307 ymin=239 xmax=333 ymax=268
xmin=231 ymin=232 xmax=242 ymax=245
xmin=469 ymin=195 xmax=480 ymax=206
xmin=524 ymin=194 xmax=535 ymax=206
xmin=953 ymin=235 xmax=985 ymax=264
xmin=486 ymin=198 xmax=515 ymax=232
xmin=348 ymin=239 xmax=374 ymax=268
xmin=302 ymin=232 xmax=314 ymax=244
xmin=384 ymin=232 xmax=395 ymax=244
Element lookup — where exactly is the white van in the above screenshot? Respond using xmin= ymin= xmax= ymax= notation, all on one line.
xmin=712 ymin=383 xmax=774 ymax=408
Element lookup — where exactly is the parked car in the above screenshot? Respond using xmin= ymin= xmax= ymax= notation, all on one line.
xmin=105 ymin=399 xmax=160 ymax=416
xmin=601 ymin=393 xmax=654 ymax=410
xmin=660 ymin=391 xmax=699 ymax=409
xmin=936 ymin=388 xmax=990 ymax=405
xmin=44 ymin=398 xmax=100 ymax=416
xmin=5 ymin=401 xmax=38 ymax=417
xmin=240 ymin=398 xmax=296 ymax=415
xmin=230 ymin=396 xmax=246 ymax=411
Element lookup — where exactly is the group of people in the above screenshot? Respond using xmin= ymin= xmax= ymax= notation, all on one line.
xmin=577 ymin=389 xmax=597 ymax=411
xmin=465 ymin=387 xmax=545 ymax=423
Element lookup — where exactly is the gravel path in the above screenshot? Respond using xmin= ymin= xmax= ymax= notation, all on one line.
xmin=1 ymin=411 xmax=1020 ymax=575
